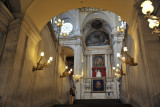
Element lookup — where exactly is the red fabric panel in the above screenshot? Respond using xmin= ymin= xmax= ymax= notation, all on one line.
xmin=92 ymin=67 xmax=106 ymax=77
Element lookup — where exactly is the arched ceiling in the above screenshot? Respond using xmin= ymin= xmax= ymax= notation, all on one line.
xmin=24 ymin=0 xmax=135 ymax=32
xmin=62 ymin=47 xmax=74 ymax=57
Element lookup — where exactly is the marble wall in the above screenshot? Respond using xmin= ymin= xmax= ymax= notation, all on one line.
xmin=0 ymin=2 xmax=72 ymax=106
xmin=120 ymin=5 xmax=160 ymax=107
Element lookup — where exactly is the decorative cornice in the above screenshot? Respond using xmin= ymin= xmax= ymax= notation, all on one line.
xmin=84 ymin=47 xmax=112 ymax=55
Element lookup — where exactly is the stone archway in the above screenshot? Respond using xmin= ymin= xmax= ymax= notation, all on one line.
xmin=23 ymin=0 xmax=135 ymax=32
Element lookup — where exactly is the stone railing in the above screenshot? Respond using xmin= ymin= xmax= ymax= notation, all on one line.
xmin=82 ymin=77 xmax=119 ymax=99
xmin=83 ymin=77 xmax=114 ymax=92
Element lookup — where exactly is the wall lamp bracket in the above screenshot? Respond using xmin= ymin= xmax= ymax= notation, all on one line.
xmin=113 ymin=66 xmax=125 ymax=78
xmin=32 ymin=52 xmax=53 ymax=72
xmin=60 ymin=66 xmax=72 ymax=78
xmin=141 ymin=0 xmax=160 ymax=35
xmin=117 ymin=47 xmax=138 ymax=66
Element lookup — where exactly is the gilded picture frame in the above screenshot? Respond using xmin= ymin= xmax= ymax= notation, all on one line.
xmin=92 ymin=78 xmax=106 ymax=93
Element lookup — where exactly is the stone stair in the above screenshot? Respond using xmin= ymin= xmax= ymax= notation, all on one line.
xmin=53 ymin=99 xmax=132 ymax=107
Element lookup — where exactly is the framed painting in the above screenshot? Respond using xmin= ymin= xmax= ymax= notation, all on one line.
xmin=92 ymin=54 xmax=105 ymax=67
xmin=92 ymin=78 xmax=106 ymax=93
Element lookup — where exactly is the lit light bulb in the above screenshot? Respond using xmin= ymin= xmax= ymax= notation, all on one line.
xmin=117 ymin=64 xmax=120 ymax=67
xmin=70 ymin=69 xmax=73 ymax=71
xmin=65 ymin=66 xmax=68 ymax=69
xmin=122 ymin=57 xmax=125 ymax=62
xmin=141 ymin=0 xmax=154 ymax=14
xmin=117 ymin=27 xmax=120 ymax=31
xmin=40 ymin=52 xmax=44 ymax=57
xmin=117 ymin=53 xmax=120 ymax=58
xmin=47 ymin=59 xmax=51 ymax=64
xmin=58 ymin=19 xmax=61 ymax=22
xmin=148 ymin=18 xmax=159 ymax=28
xmin=123 ymin=47 xmax=128 ymax=52
xmin=116 ymin=69 xmax=119 ymax=72
xmin=69 ymin=71 xmax=71 ymax=74
xmin=118 ymin=16 xmax=122 ymax=21
xmin=49 ymin=57 xmax=53 ymax=61
xmin=113 ymin=67 xmax=115 ymax=70
xmin=55 ymin=21 xmax=57 ymax=24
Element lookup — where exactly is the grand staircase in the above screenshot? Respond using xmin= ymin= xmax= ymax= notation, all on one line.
xmin=53 ymin=99 xmax=132 ymax=107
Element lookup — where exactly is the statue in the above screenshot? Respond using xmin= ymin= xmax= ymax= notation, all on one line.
xmin=95 ymin=69 xmax=101 ymax=77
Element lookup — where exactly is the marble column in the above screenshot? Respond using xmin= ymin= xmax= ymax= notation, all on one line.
xmin=89 ymin=55 xmax=92 ymax=77
xmin=111 ymin=32 xmax=123 ymax=66
xmin=74 ymin=40 xmax=82 ymax=75
xmin=105 ymin=54 xmax=108 ymax=77
xmin=87 ymin=55 xmax=89 ymax=77
xmin=108 ymin=54 xmax=111 ymax=77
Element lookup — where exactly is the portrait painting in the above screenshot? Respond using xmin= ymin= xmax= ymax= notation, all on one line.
xmin=92 ymin=78 xmax=105 ymax=92
xmin=93 ymin=54 xmax=105 ymax=67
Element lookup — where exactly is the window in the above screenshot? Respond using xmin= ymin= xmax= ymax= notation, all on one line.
xmin=61 ymin=22 xmax=73 ymax=34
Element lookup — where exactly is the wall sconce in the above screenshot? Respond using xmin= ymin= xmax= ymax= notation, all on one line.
xmin=60 ymin=66 xmax=73 ymax=78
xmin=117 ymin=47 xmax=138 ymax=66
xmin=112 ymin=66 xmax=125 ymax=78
xmin=72 ymin=75 xmax=82 ymax=82
xmin=32 ymin=52 xmax=53 ymax=72
xmin=141 ymin=0 xmax=160 ymax=35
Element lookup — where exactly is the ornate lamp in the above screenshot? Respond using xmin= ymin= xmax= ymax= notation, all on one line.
xmin=112 ymin=65 xmax=125 ymax=78
xmin=32 ymin=52 xmax=53 ymax=72
xmin=117 ymin=47 xmax=137 ymax=66
xmin=60 ymin=66 xmax=73 ymax=78
xmin=141 ymin=0 xmax=160 ymax=35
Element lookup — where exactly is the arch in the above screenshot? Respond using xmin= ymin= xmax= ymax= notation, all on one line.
xmin=82 ymin=18 xmax=112 ymax=38
xmin=81 ymin=11 xmax=113 ymax=29
xmin=24 ymin=0 xmax=135 ymax=32
xmin=62 ymin=46 xmax=74 ymax=57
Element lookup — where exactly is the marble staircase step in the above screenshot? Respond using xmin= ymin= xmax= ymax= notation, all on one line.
xmin=53 ymin=99 xmax=132 ymax=107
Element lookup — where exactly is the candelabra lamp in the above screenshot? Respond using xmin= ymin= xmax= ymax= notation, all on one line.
xmin=141 ymin=0 xmax=160 ymax=35
xmin=60 ymin=66 xmax=73 ymax=78
xmin=32 ymin=52 xmax=53 ymax=72
xmin=113 ymin=65 xmax=125 ymax=78
xmin=117 ymin=47 xmax=138 ymax=66
xmin=72 ymin=75 xmax=82 ymax=83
